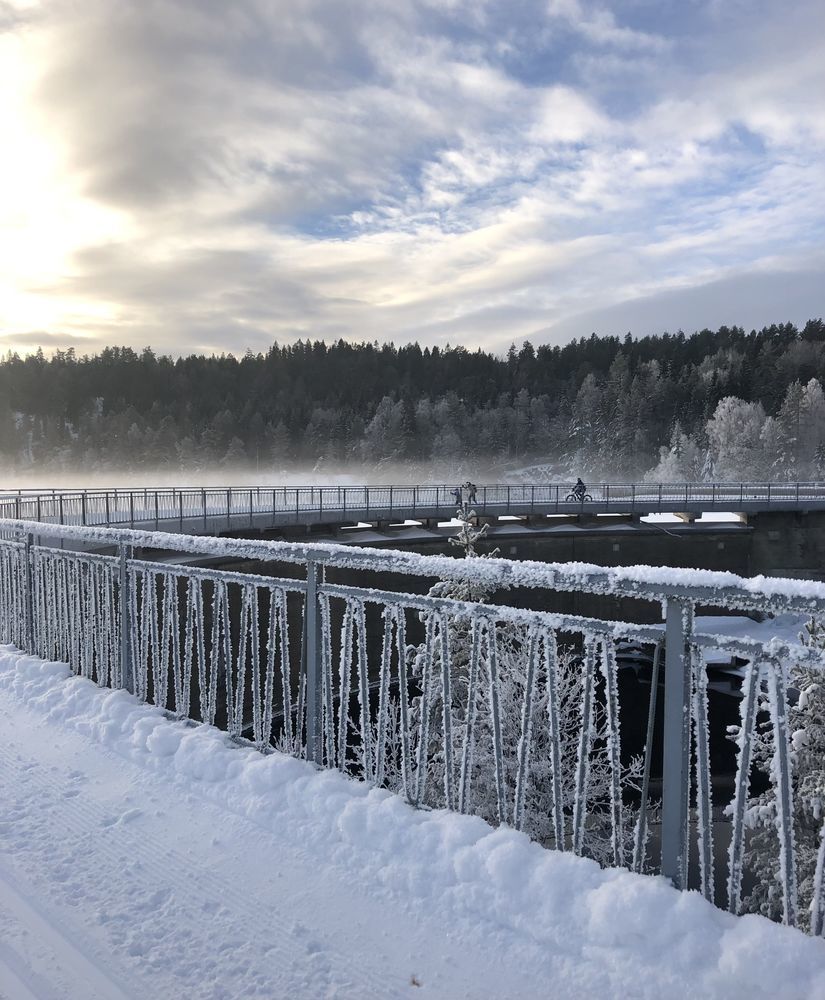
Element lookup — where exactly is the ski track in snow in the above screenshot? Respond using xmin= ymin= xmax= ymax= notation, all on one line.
xmin=3 ymin=647 xmax=825 ymax=999
xmin=0 ymin=704 xmax=453 ymax=998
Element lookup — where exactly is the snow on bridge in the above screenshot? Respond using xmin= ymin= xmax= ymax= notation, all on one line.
xmin=2 ymin=646 xmax=825 ymax=1000
xmin=2 ymin=481 xmax=825 ymax=537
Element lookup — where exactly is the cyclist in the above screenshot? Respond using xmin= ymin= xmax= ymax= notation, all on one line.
xmin=574 ymin=477 xmax=586 ymax=500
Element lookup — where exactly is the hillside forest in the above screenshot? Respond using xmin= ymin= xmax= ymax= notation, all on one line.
xmin=1 ymin=319 xmax=824 ymax=482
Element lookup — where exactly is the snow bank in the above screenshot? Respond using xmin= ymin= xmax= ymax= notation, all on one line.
xmin=2 ymin=646 xmax=825 ymax=998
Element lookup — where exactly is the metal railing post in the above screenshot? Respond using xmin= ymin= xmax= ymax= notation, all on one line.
xmin=23 ymin=532 xmax=35 ymax=652
xmin=202 ymin=488 xmax=207 ymax=530
xmin=303 ymin=560 xmax=323 ymax=765
xmin=661 ymin=597 xmax=693 ymax=889
xmin=119 ymin=543 xmax=134 ymax=694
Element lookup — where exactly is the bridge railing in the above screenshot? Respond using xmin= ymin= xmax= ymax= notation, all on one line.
xmin=2 ymin=518 xmax=825 ymax=931
xmin=1 ymin=481 xmax=825 ymax=530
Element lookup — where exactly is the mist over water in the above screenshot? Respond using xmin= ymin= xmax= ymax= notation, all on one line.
xmin=0 ymin=459 xmax=576 ymax=492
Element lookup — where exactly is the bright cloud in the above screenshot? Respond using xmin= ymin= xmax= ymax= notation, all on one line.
xmin=0 ymin=0 xmax=823 ymax=356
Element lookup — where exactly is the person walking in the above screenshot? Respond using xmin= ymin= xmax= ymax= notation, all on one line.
xmin=451 ymin=485 xmax=463 ymax=506
xmin=466 ymin=481 xmax=478 ymax=504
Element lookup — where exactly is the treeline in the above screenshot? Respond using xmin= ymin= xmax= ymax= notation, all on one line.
xmin=1 ymin=319 xmax=823 ymax=478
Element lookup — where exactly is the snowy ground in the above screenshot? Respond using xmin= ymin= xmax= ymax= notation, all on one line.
xmin=2 ymin=649 xmax=825 ymax=999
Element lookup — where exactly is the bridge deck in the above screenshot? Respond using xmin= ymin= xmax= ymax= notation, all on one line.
xmin=2 ymin=482 xmax=824 ymax=536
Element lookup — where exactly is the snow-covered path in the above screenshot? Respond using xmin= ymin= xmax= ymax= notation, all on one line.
xmin=3 ymin=649 xmax=825 ymax=999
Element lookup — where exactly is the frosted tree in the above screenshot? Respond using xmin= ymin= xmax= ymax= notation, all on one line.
xmin=645 ymin=422 xmax=705 ymax=482
xmin=799 ymin=380 xmax=825 ymax=477
xmin=360 ymin=395 xmax=407 ymax=462
xmin=386 ymin=504 xmax=645 ymax=863
xmin=706 ymin=396 xmax=767 ymax=480
xmin=731 ymin=617 xmax=825 ymax=932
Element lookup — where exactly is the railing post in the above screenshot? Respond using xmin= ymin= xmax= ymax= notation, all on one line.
xmin=202 ymin=488 xmax=207 ymax=530
xmin=119 ymin=543 xmax=134 ymax=694
xmin=179 ymin=490 xmax=184 ymax=530
xmin=105 ymin=490 xmax=110 ymax=525
xmin=303 ymin=560 xmax=323 ymax=765
xmin=154 ymin=491 xmax=159 ymax=529
xmin=23 ymin=532 xmax=35 ymax=652
xmin=227 ymin=488 xmax=232 ymax=531
xmin=661 ymin=597 xmax=693 ymax=889
xmin=129 ymin=492 xmax=134 ymax=527
xmin=59 ymin=495 xmax=64 ymax=525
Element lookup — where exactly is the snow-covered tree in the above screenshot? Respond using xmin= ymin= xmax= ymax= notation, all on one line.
xmin=645 ymin=422 xmax=705 ymax=482
xmin=732 ymin=618 xmax=825 ymax=932
xmin=706 ymin=396 xmax=767 ymax=480
xmin=381 ymin=505 xmax=645 ymax=863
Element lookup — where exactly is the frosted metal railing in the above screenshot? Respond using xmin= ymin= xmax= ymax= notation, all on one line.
xmin=2 ymin=518 xmax=825 ymax=932
xmin=1 ymin=481 xmax=824 ymax=531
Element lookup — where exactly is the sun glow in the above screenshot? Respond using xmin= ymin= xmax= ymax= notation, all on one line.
xmin=0 ymin=31 xmax=127 ymax=346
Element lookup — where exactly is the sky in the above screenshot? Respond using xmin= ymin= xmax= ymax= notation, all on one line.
xmin=0 ymin=0 xmax=823 ymax=358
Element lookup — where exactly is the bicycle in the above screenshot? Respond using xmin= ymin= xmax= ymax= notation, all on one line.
xmin=565 ymin=490 xmax=593 ymax=502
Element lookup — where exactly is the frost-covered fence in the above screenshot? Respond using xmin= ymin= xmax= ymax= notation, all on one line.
xmin=1 ymin=480 xmax=824 ymax=533
xmin=2 ymin=518 xmax=825 ymax=931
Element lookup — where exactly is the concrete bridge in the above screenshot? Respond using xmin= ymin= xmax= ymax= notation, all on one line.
xmin=2 ymin=481 xmax=824 ymax=537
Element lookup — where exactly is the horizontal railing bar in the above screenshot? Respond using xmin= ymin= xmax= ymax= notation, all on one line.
xmin=3 ymin=517 xmax=825 ymax=615
xmin=692 ymin=631 xmax=819 ymax=665
xmin=131 ymin=558 xmax=308 ymax=593
xmin=32 ymin=545 xmax=119 ymax=568
xmin=321 ymin=581 xmax=668 ymax=644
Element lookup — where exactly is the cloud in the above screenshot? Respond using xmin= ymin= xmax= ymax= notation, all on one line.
xmin=0 ymin=0 xmax=822 ymax=358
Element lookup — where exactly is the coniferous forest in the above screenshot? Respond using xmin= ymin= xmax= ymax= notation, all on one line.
xmin=1 ymin=319 xmax=824 ymax=481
